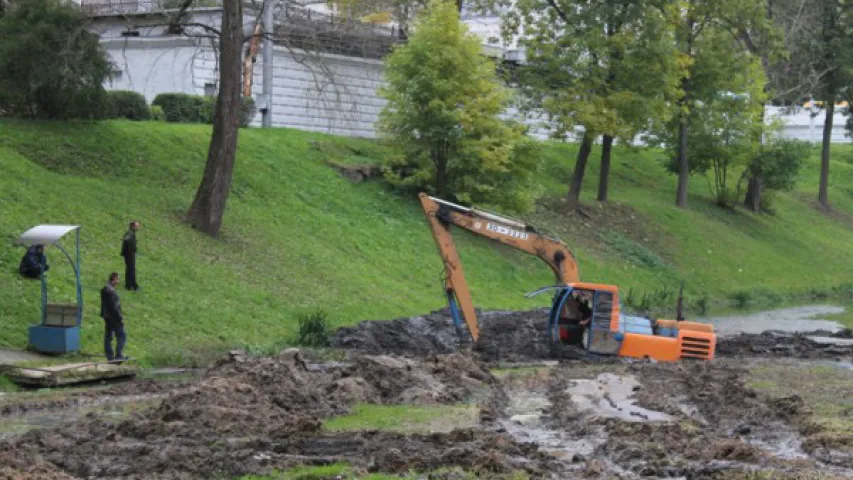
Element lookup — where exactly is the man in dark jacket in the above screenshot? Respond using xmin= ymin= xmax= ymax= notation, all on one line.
xmin=19 ymin=244 xmax=49 ymax=279
xmin=120 ymin=221 xmax=140 ymax=291
xmin=100 ymin=272 xmax=126 ymax=361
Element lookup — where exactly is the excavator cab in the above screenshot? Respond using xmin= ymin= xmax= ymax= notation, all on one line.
xmin=530 ymin=283 xmax=715 ymax=361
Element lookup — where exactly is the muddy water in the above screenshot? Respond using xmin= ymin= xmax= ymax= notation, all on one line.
xmin=0 ymin=395 xmax=161 ymax=439
xmin=703 ymin=305 xmax=847 ymax=337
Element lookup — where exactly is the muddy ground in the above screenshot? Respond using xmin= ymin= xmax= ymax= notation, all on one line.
xmin=0 ymin=309 xmax=851 ymax=479
xmin=333 ymin=308 xmax=853 ymax=362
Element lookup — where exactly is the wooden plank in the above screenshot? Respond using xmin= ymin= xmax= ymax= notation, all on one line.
xmin=4 ymin=362 xmax=138 ymax=388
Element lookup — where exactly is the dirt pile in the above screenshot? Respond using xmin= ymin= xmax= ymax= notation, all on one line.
xmin=0 ymin=349 xmax=557 ymax=479
xmin=333 ymin=308 xmax=554 ymax=362
xmin=717 ymin=331 xmax=853 ymax=359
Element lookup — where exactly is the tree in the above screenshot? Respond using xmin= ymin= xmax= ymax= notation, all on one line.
xmin=0 ymin=0 xmax=112 ymax=119
xmin=664 ymin=90 xmax=764 ymax=208
xmin=662 ymin=0 xmax=773 ymax=208
xmin=814 ymin=0 xmax=853 ymax=209
xmin=182 ymin=0 xmax=244 ymax=236
xmin=378 ymin=0 xmax=537 ymax=211
xmin=741 ymin=137 xmax=809 ymax=212
xmin=503 ymin=0 xmax=682 ymax=204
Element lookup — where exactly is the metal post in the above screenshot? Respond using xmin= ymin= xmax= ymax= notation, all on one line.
xmin=262 ymin=0 xmax=274 ymax=127
xmin=76 ymin=228 xmax=82 ymax=326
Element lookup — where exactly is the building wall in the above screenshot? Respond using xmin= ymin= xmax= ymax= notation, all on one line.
xmin=249 ymin=48 xmax=385 ymax=137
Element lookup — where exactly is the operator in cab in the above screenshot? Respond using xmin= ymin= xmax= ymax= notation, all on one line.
xmin=558 ymin=290 xmax=592 ymax=347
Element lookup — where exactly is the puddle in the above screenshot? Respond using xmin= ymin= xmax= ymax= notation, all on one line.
xmin=500 ymin=390 xmax=601 ymax=459
xmin=0 ymin=395 xmax=160 ymax=439
xmin=566 ymin=373 xmax=673 ymax=423
xmin=807 ymin=336 xmax=853 ymax=346
xmin=703 ymin=305 xmax=846 ymax=337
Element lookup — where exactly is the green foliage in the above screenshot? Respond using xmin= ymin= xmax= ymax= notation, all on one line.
xmin=505 ymin=0 xmax=683 ymax=143
xmin=378 ymin=0 xmax=537 ymax=211
xmin=294 ymin=310 xmax=331 ymax=347
xmin=0 ymin=0 xmax=112 ymax=119
xmin=652 ymin=16 xmax=769 ymax=207
xmin=152 ymin=93 xmax=211 ymax=123
xmin=602 ymin=230 xmax=668 ymax=270
xmin=106 ymin=91 xmax=151 ymax=121
xmin=747 ymin=138 xmax=810 ymax=193
xmin=150 ymin=105 xmax=165 ymax=121
xmin=152 ymin=93 xmax=256 ymax=127
xmin=239 ymin=96 xmax=257 ymax=128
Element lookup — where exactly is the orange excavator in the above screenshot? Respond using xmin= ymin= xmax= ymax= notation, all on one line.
xmin=419 ymin=193 xmax=716 ymax=361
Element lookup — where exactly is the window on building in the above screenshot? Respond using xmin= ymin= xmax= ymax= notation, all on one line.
xmin=121 ymin=30 xmax=140 ymax=37
xmin=204 ymin=82 xmax=217 ymax=97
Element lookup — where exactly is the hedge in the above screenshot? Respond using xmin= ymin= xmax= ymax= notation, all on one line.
xmin=106 ymin=90 xmax=150 ymax=120
xmin=152 ymin=93 xmax=210 ymax=123
xmin=152 ymin=92 xmax=257 ymax=127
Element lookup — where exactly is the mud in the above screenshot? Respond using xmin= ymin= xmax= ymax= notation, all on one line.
xmin=333 ymin=308 xmax=555 ymax=362
xmin=333 ymin=308 xmax=853 ymax=362
xmin=717 ymin=330 xmax=853 ymax=359
xmin=527 ymin=359 xmax=853 ymax=478
xmin=0 ymin=349 xmax=559 ymax=479
xmin=0 ymin=379 xmax=189 ymax=417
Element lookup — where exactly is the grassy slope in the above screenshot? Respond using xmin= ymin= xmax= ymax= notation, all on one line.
xmin=1 ymin=119 xmax=852 ymax=364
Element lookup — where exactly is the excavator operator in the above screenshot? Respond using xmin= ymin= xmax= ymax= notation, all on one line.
xmin=558 ymin=290 xmax=592 ymax=347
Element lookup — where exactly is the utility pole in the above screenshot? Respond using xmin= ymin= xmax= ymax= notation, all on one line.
xmin=261 ymin=0 xmax=274 ymax=127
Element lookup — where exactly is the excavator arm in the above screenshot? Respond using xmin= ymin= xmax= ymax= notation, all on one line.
xmin=419 ymin=192 xmax=580 ymax=342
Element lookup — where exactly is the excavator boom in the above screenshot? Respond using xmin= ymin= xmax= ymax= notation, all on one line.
xmin=419 ymin=193 xmax=579 ymax=341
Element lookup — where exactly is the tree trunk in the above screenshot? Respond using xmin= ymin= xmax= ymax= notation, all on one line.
xmin=456 ymin=0 xmax=463 ymax=13
xmin=435 ymin=149 xmax=448 ymax=198
xmin=818 ymin=95 xmax=834 ymax=209
xmin=568 ymin=133 xmax=594 ymax=203
xmin=675 ymin=114 xmax=689 ymax=208
xmin=744 ymin=176 xmax=761 ymax=212
xmin=185 ymin=0 xmax=243 ymax=237
xmin=597 ymin=135 xmax=613 ymax=202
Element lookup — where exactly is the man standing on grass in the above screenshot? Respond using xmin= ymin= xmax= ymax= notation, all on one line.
xmin=100 ymin=272 xmax=127 ymax=362
xmin=120 ymin=221 xmax=141 ymax=291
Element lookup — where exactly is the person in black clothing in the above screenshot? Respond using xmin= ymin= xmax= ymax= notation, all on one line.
xmin=100 ymin=272 xmax=127 ymax=361
xmin=19 ymin=244 xmax=49 ymax=279
xmin=120 ymin=221 xmax=141 ymax=291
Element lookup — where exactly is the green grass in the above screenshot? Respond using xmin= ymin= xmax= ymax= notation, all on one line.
xmin=323 ymin=403 xmax=479 ymax=433
xmin=2 ymin=119 xmax=853 ymax=364
xmin=239 ymin=465 xmax=527 ymax=480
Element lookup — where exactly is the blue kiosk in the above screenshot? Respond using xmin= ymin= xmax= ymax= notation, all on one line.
xmin=19 ymin=225 xmax=83 ymax=354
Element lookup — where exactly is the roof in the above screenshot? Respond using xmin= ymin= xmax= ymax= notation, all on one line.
xmin=18 ymin=225 xmax=81 ymax=247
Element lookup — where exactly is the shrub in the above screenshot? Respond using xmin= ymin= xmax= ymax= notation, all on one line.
xmin=293 ymin=310 xmax=330 ymax=347
xmin=239 ymin=96 xmax=257 ymax=127
xmin=152 ymin=92 xmax=256 ymax=126
xmin=0 ymin=0 xmax=113 ymax=120
xmin=150 ymin=105 xmax=165 ymax=121
xmin=107 ymin=90 xmax=150 ymax=120
xmin=152 ymin=93 xmax=209 ymax=123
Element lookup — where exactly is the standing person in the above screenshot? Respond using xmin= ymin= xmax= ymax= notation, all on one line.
xmin=120 ymin=221 xmax=141 ymax=291
xmin=19 ymin=244 xmax=49 ymax=279
xmin=100 ymin=272 xmax=126 ymax=362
